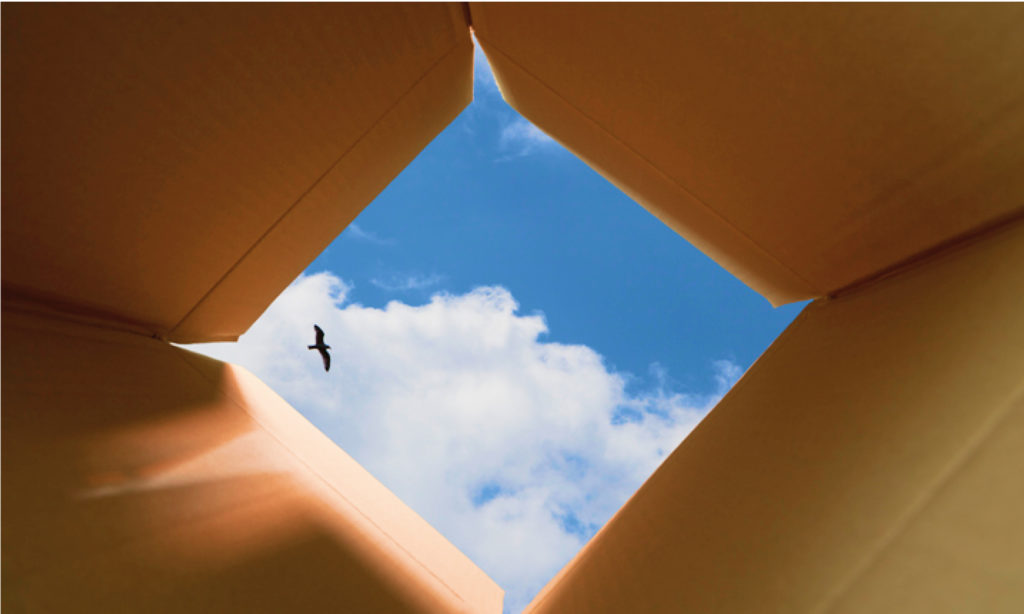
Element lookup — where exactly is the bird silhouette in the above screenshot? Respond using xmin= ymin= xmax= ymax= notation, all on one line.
xmin=308 ymin=324 xmax=331 ymax=372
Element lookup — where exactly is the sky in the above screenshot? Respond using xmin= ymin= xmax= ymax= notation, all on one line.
xmin=190 ymin=47 xmax=807 ymax=614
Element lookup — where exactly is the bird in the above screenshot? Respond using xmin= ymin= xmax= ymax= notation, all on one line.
xmin=308 ymin=324 xmax=331 ymax=372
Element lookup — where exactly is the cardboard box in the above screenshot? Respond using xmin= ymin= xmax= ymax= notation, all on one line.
xmin=3 ymin=4 xmax=1023 ymax=612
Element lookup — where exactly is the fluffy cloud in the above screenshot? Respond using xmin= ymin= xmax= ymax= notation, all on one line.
xmin=188 ymin=272 xmax=740 ymax=613
xmin=499 ymin=117 xmax=558 ymax=158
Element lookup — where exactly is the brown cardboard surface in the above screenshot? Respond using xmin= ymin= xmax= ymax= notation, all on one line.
xmin=2 ymin=3 xmax=472 ymax=342
xmin=525 ymin=219 xmax=1024 ymax=613
xmin=1 ymin=309 xmax=503 ymax=613
xmin=471 ymin=3 xmax=1024 ymax=305
xmin=170 ymin=31 xmax=473 ymax=343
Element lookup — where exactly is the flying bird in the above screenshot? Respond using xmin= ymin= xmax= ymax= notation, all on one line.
xmin=308 ymin=324 xmax=331 ymax=372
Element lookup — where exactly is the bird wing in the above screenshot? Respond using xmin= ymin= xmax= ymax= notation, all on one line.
xmin=314 ymin=324 xmax=325 ymax=345
xmin=320 ymin=347 xmax=331 ymax=372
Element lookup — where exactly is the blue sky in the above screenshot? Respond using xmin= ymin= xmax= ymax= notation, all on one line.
xmin=307 ymin=51 xmax=805 ymax=397
xmin=193 ymin=49 xmax=806 ymax=614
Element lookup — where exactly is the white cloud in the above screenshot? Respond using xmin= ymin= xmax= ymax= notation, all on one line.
xmin=468 ymin=33 xmax=559 ymax=163
xmin=370 ymin=272 xmax=443 ymax=292
xmin=499 ymin=117 xmax=558 ymax=159
xmin=344 ymin=223 xmax=395 ymax=246
xmin=188 ymin=272 xmax=740 ymax=613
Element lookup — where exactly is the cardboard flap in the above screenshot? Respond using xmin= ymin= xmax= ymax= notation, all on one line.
xmin=3 ymin=4 xmax=473 ymax=342
xmin=471 ymin=4 xmax=1024 ymax=305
